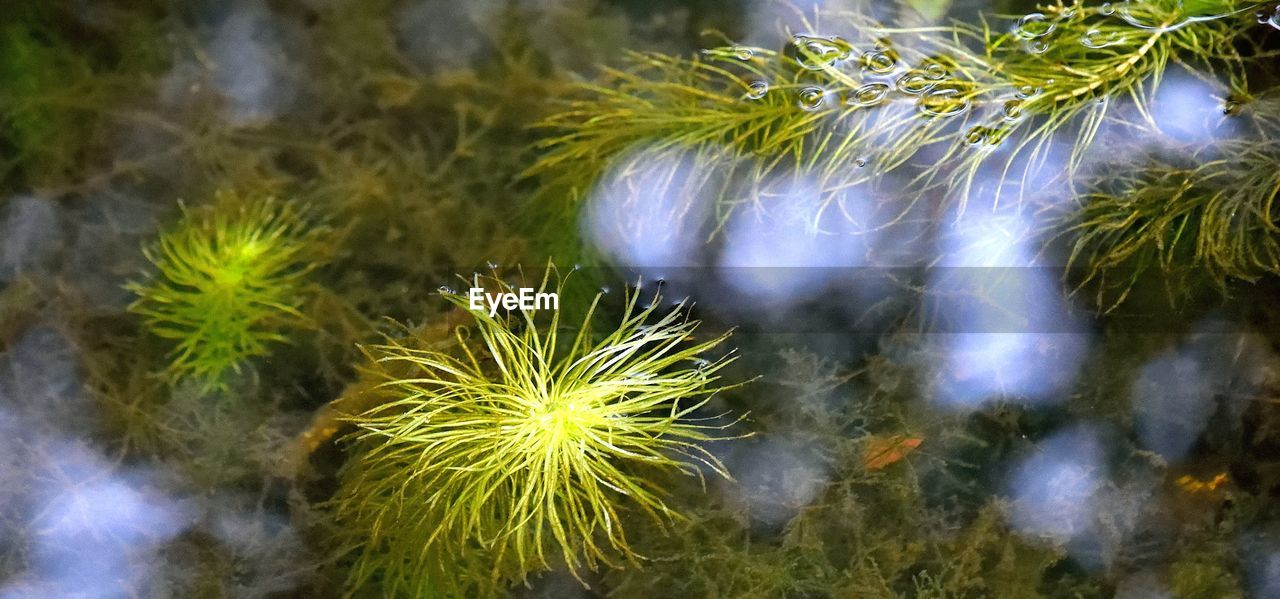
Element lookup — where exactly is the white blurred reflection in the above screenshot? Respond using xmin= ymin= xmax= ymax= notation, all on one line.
xmin=1134 ymin=318 xmax=1278 ymax=463
xmin=926 ymin=179 xmax=1088 ymax=408
xmin=1149 ymin=69 xmax=1240 ymax=145
xmin=582 ymin=145 xmax=724 ymax=281
xmin=716 ymin=175 xmax=874 ymax=306
xmin=1006 ymin=426 xmax=1106 ymax=543
xmin=1 ymin=197 xmax=62 ymax=286
xmin=721 ymin=436 xmax=830 ymax=531
xmin=209 ymin=5 xmax=298 ymax=125
xmin=4 ymin=442 xmax=190 ymax=598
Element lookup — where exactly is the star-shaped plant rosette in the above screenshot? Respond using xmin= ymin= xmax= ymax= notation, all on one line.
xmin=331 ymin=270 xmax=744 ymax=596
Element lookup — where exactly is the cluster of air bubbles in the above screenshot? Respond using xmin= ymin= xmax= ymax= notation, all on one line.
xmin=798 ymin=86 xmax=827 ymax=111
xmin=1013 ymin=12 xmax=1058 ymax=54
xmin=1080 ymin=29 xmax=1123 ymax=48
xmin=746 ymin=80 xmax=769 ymax=100
xmin=792 ymin=35 xmax=854 ymax=70
xmin=902 ymin=64 xmax=947 ymax=90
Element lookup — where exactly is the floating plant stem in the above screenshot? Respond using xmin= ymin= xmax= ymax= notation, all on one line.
xmin=528 ymin=0 xmax=1266 ymax=229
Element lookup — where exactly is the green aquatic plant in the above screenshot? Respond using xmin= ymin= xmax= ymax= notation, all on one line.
xmin=527 ymin=0 xmax=1265 ymax=242
xmin=0 ymin=15 xmax=91 ymax=186
xmin=1065 ymin=138 xmax=1280 ymax=307
xmin=127 ymin=193 xmax=331 ymax=390
xmin=330 ymin=272 xmax=742 ymax=597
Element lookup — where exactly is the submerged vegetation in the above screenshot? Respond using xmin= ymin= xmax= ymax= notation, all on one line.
xmin=127 ymin=193 xmax=331 ymax=390
xmin=1067 ymin=135 xmax=1280 ymax=305
xmin=530 ymin=0 xmax=1280 ymax=291
xmin=3 ymin=0 xmax=1280 ymax=596
xmin=330 ymin=273 xmax=742 ymax=596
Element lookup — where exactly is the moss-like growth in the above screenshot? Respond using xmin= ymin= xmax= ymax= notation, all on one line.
xmin=329 ymin=271 xmax=743 ymax=596
xmin=127 ymin=193 xmax=331 ymax=390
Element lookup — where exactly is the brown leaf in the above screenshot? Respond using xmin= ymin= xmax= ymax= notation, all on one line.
xmin=862 ymin=434 xmax=923 ymax=470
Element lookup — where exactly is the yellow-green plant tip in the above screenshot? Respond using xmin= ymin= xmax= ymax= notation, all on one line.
xmin=127 ymin=192 xmax=331 ymax=391
xmin=331 ymin=271 xmax=743 ymax=597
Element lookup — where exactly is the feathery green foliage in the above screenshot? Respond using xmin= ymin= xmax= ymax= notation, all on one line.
xmin=330 ymin=271 xmax=742 ymax=597
xmin=527 ymin=0 xmax=1262 ymax=243
xmin=1066 ymin=136 xmax=1280 ymax=306
xmin=127 ymin=193 xmax=331 ymax=390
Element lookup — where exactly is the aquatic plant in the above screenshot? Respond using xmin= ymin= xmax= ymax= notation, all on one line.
xmin=527 ymin=0 xmax=1267 ymax=246
xmin=330 ymin=272 xmax=742 ymax=596
xmin=1066 ymin=137 xmax=1280 ymax=306
xmin=0 ymin=14 xmax=91 ymax=187
xmin=127 ymin=193 xmax=331 ymax=390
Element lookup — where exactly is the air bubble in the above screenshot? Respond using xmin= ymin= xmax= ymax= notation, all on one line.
xmin=862 ymin=50 xmax=897 ymax=74
xmin=1100 ymin=2 xmax=1114 ymax=14
xmin=1014 ymin=13 xmax=1057 ymax=39
xmin=1002 ymin=99 xmax=1024 ymax=121
xmin=918 ymin=88 xmax=970 ymax=118
xmin=702 ymin=46 xmax=755 ymax=61
xmin=1023 ymin=39 xmax=1049 ymax=54
xmin=798 ymin=86 xmax=827 ymax=110
xmin=1269 ymin=6 xmax=1280 ymax=29
xmin=964 ymin=127 xmax=987 ymax=145
xmin=855 ymin=157 xmax=867 ymax=167
xmin=1080 ymin=29 xmax=1122 ymax=48
xmin=848 ymin=82 xmax=892 ymax=106
xmin=924 ymin=63 xmax=948 ymax=80
xmin=793 ymin=35 xmax=853 ymax=70
xmin=896 ymin=72 xmax=936 ymax=95
xmin=746 ymin=80 xmax=769 ymax=99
